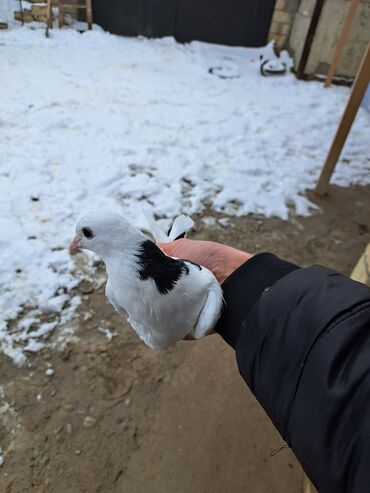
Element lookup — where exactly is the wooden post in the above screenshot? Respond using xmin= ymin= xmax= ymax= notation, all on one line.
xmin=86 ymin=0 xmax=93 ymax=29
xmin=58 ymin=8 xmax=65 ymax=28
xmin=46 ymin=0 xmax=52 ymax=36
xmin=315 ymin=41 xmax=370 ymax=196
xmin=324 ymin=0 xmax=359 ymax=87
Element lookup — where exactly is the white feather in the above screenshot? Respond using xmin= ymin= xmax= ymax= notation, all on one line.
xmin=141 ymin=208 xmax=194 ymax=243
xmin=140 ymin=208 xmax=169 ymax=243
xmin=168 ymin=215 xmax=194 ymax=241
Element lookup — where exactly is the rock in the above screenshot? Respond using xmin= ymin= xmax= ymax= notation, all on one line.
xmin=78 ymin=280 xmax=94 ymax=295
xmin=50 ymin=389 xmax=56 ymax=397
xmin=61 ymin=350 xmax=71 ymax=361
xmin=124 ymin=398 xmax=131 ymax=408
xmin=83 ymin=312 xmax=93 ymax=322
xmin=53 ymin=426 xmax=63 ymax=435
xmin=63 ymin=404 xmax=74 ymax=411
xmin=45 ymin=368 xmax=54 ymax=377
xmin=0 ymin=23 xmax=8 ymax=30
xmin=14 ymin=10 xmax=32 ymax=22
xmin=31 ymin=4 xmax=47 ymax=15
xmin=83 ymin=416 xmax=96 ymax=428
xmin=74 ymin=449 xmax=82 ymax=455
xmin=65 ymin=423 xmax=72 ymax=434
xmin=105 ymin=320 xmax=113 ymax=329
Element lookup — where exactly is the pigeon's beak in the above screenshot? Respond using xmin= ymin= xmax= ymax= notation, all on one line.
xmin=69 ymin=236 xmax=81 ymax=254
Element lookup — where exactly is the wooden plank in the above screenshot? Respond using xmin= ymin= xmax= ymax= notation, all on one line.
xmin=351 ymin=243 xmax=370 ymax=286
xmin=303 ymin=473 xmax=317 ymax=493
xmin=324 ymin=0 xmax=359 ymax=87
xmin=315 ymin=41 xmax=370 ymax=196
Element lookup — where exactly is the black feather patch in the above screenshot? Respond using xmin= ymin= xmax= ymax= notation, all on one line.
xmin=136 ymin=240 xmax=189 ymax=295
xmin=181 ymin=259 xmax=202 ymax=271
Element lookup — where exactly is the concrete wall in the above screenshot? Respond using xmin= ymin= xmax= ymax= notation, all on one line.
xmin=289 ymin=0 xmax=370 ymax=78
xmin=288 ymin=0 xmax=316 ymax=70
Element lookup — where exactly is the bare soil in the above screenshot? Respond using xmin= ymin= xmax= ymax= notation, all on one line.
xmin=1 ymin=185 xmax=369 ymax=493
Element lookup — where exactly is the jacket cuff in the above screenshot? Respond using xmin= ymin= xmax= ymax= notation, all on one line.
xmin=215 ymin=253 xmax=299 ymax=349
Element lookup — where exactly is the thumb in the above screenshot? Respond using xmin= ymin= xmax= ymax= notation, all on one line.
xmin=157 ymin=242 xmax=173 ymax=255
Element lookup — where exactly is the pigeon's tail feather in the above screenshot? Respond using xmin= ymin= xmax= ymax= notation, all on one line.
xmin=141 ymin=209 xmax=169 ymax=243
xmin=141 ymin=208 xmax=194 ymax=243
xmin=192 ymin=280 xmax=224 ymax=339
xmin=168 ymin=215 xmax=194 ymax=241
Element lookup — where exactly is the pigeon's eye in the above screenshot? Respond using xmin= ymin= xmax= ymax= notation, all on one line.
xmin=82 ymin=227 xmax=94 ymax=239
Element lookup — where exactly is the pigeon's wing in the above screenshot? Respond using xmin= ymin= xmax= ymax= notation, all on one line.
xmin=191 ymin=275 xmax=223 ymax=339
xmin=106 ymin=280 xmax=128 ymax=318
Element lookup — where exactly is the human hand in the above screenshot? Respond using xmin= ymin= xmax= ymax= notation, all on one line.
xmin=158 ymin=238 xmax=253 ymax=284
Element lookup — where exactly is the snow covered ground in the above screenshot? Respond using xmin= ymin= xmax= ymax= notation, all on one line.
xmin=0 ymin=24 xmax=369 ymax=364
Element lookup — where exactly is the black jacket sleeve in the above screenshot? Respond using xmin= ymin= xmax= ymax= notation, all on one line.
xmin=215 ymin=253 xmax=370 ymax=493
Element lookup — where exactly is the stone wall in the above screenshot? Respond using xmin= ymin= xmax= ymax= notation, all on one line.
xmin=15 ymin=1 xmax=48 ymax=24
xmin=268 ymin=0 xmax=301 ymax=49
xmin=14 ymin=1 xmax=79 ymax=25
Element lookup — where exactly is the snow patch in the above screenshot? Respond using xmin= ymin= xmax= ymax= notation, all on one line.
xmin=0 ymin=26 xmax=369 ymax=364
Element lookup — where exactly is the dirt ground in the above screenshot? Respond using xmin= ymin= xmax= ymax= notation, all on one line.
xmin=1 ymin=185 xmax=369 ymax=493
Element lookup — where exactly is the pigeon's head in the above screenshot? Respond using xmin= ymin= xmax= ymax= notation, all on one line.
xmin=70 ymin=211 xmax=143 ymax=258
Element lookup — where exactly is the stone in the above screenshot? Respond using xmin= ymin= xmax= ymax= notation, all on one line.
xmin=281 ymin=23 xmax=291 ymax=35
xmin=269 ymin=21 xmax=280 ymax=34
xmin=83 ymin=416 xmax=97 ymax=428
xmin=64 ymin=403 xmax=74 ymax=411
xmin=78 ymin=280 xmax=94 ymax=294
xmin=65 ymin=423 xmax=73 ymax=434
xmin=273 ymin=10 xmax=292 ymax=24
xmin=83 ymin=312 xmax=93 ymax=322
xmin=284 ymin=0 xmax=300 ymax=12
xmin=14 ymin=11 xmax=33 ymax=23
xmin=0 ymin=23 xmax=8 ymax=30
xmin=33 ymin=14 xmax=48 ymax=22
xmin=53 ymin=426 xmax=63 ymax=435
xmin=31 ymin=4 xmax=47 ymax=15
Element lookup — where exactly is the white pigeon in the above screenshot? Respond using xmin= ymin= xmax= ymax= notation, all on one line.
xmin=70 ymin=211 xmax=223 ymax=350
